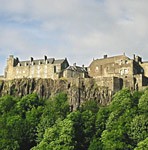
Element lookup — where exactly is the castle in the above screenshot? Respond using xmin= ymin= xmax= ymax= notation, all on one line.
xmin=4 ymin=55 xmax=88 ymax=80
xmin=1 ymin=54 xmax=148 ymax=92
xmin=88 ymin=54 xmax=148 ymax=92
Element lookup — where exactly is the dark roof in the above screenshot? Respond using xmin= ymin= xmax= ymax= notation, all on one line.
xmin=53 ymin=59 xmax=65 ymax=64
xmin=66 ymin=65 xmax=87 ymax=72
xmin=18 ymin=58 xmax=66 ymax=66
xmin=95 ymin=54 xmax=130 ymax=61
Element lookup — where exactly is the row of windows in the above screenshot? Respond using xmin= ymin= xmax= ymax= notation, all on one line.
xmin=15 ymin=75 xmax=48 ymax=78
xmin=16 ymin=66 xmax=57 ymax=75
xmin=119 ymin=60 xmax=128 ymax=65
xmin=17 ymin=61 xmax=53 ymax=66
xmin=120 ymin=69 xmax=128 ymax=75
xmin=94 ymin=66 xmax=129 ymax=75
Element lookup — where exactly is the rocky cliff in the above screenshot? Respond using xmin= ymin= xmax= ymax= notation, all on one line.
xmin=0 ymin=78 xmax=112 ymax=109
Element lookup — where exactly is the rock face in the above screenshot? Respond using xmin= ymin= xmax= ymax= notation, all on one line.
xmin=0 ymin=78 xmax=113 ymax=109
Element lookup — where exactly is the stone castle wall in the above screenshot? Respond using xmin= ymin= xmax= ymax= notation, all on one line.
xmin=5 ymin=55 xmax=69 ymax=80
xmin=88 ymin=54 xmax=148 ymax=91
xmin=2 ymin=54 xmax=148 ymax=93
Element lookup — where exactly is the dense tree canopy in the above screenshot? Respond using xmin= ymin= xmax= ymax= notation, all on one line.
xmin=0 ymin=88 xmax=147 ymax=150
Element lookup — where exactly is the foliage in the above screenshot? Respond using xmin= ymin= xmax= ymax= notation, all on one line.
xmin=130 ymin=115 xmax=148 ymax=144
xmin=134 ymin=137 xmax=148 ymax=150
xmin=0 ymin=93 xmax=44 ymax=150
xmin=0 ymin=88 xmax=148 ymax=150
xmin=138 ymin=89 xmax=148 ymax=113
xmin=36 ymin=92 xmax=70 ymax=143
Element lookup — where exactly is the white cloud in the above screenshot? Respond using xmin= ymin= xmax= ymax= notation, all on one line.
xmin=0 ymin=0 xmax=148 ymax=75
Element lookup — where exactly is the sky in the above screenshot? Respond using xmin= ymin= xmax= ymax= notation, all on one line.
xmin=0 ymin=0 xmax=148 ymax=75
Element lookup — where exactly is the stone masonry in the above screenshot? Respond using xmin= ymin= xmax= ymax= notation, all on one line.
xmin=88 ymin=54 xmax=148 ymax=91
xmin=1 ymin=54 xmax=148 ymax=93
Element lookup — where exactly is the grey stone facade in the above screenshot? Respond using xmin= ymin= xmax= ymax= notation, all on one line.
xmin=88 ymin=54 xmax=148 ymax=91
xmin=4 ymin=55 xmax=87 ymax=80
xmin=1 ymin=54 xmax=148 ymax=93
xmin=63 ymin=63 xmax=88 ymax=78
xmin=4 ymin=55 xmax=69 ymax=80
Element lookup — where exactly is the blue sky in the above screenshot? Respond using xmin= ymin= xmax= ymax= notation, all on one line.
xmin=0 ymin=0 xmax=148 ymax=74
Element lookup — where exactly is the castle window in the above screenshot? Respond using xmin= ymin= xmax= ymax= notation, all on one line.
xmin=120 ymin=69 xmax=124 ymax=75
xmin=120 ymin=60 xmax=123 ymax=65
xmin=125 ymin=60 xmax=128 ymax=64
xmin=25 ymin=62 xmax=28 ymax=66
xmin=124 ymin=69 xmax=128 ymax=74
xmin=95 ymin=66 xmax=99 ymax=71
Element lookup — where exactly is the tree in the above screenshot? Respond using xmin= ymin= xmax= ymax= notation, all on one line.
xmin=16 ymin=93 xmax=42 ymax=114
xmin=101 ymin=89 xmax=136 ymax=150
xmin=138 ymin=89 xmax=148 ymax=113
xmin=0 ymin=94 xmax=44 ymax=150
xmin=134 ymin=138 xmax=148 ymax=150
xmin=32 ymin=113 xmax=76 ymax=150
xmin=0 ymin=95 xmax=16 ymax=114
xmin=88 ymin=106 xmax=109 ymax=150
xmin=36 ymin=92 xmax=70 ymax=143
xmin=130 ymin=115 xmax=148 ymax=144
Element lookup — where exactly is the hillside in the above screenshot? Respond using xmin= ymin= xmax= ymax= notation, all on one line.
xmin=0 ymin=78 xmax=148 ymax=149
xmin=0 ymin=78 xmax=112 ymax=110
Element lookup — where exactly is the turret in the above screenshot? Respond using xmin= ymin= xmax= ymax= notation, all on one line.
xmin=7 ymin=55 xmax=15 ymax=67
xmin=5 ymin=55 xmax=15 ymax=79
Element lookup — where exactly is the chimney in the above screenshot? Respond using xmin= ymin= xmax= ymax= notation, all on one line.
xmin=9 ymin=55 xmax=14 ymax=58
xmin=82 ymin=64 xmax=84 ymax=68
xmin=133 ymin=54 xmax=136 ymax=60
xmin=104 ymin=55 xmax=107 ymax=59
xmin=73 ymin=63 xmax=76 ymax=67
xmin=30 ymin=57 xmax=33 ymax=62
xmin=44 ymin=55 xmax=47 ymax=61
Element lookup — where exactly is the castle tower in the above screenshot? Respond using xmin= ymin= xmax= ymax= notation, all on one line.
xmin=5 ymin=55 xmax=15 ymax=79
